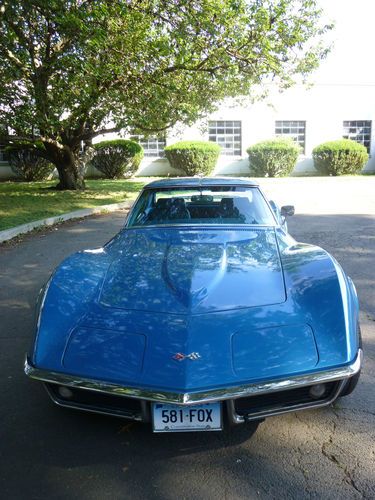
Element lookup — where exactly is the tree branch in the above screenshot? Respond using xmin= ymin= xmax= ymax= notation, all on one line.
xmin=163 ymin=63 xmax=229 ymax=74
xmin=3 ymin=49 xmax=28 ymax=74
xmin=3 ymin=134 xmax=65 ymax=151
xmin=134 ymin=123 xmax=174 ymax=133
xmin=2 ymin=134 xmax=38 ymax=143
xmin=3 ymin=17 xmax=29 ymax=46
xmin=82 ymin=126 xmax=122 ymax=140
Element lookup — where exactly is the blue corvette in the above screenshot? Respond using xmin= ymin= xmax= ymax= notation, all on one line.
xmin=25 ymin=177 xmax=362 ymax=433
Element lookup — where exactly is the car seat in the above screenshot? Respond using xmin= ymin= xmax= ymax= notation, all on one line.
xmin=148 ymin=198 xmax=172 ymax=221
xmin=219 ymin=198 xmax=239 ymax=218
xmin=166 ymin=198 xmax=191 ymax=220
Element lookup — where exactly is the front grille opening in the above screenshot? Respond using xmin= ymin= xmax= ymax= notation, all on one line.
xmin=46 ymin=383 xmax=142 ymax=415
xmin=234 ymin=381 xmax=339 ymax=416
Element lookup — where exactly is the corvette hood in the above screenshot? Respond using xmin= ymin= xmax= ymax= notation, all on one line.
xmin=34 ymin=228 xmax=350 ymax=384
xmin=99 ymin=227 xmax=286 ymax=314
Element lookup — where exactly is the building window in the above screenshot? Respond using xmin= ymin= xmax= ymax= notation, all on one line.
xmin=275 ymin=120 xmax=306 ymax=153
xmin=343 ymin=120 xmax=372 ymax=153
xmin=208 ymin=120 xmax=241 ymax=156
xmin=131 ymin=134 xmax=166 ymax=157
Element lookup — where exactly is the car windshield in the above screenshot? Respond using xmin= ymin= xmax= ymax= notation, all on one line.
xmin=127 ymin=186 xmax=276 ymax=227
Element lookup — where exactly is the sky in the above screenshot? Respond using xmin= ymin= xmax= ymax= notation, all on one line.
xmin=313 ymin=0 xmax=375 ymax=84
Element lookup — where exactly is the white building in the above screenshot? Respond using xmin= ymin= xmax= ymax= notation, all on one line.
xmin=2 ymin=82 xmax=374 ymax=179
xmin=116 ymin=82 xmax=375 ymax=177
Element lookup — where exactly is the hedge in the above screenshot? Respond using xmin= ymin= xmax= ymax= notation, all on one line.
xmin=7 ymin=146 xmax=54 ymax=181
xmin=90 ymin=139 xmax=144 ymax=179
xmin=312 ymin=139 xmax=368 ymax=175
xmin=164 ymin=141 xmax=220 ymax=176
xmin=246 ymin=138 xmax=300 ymax=177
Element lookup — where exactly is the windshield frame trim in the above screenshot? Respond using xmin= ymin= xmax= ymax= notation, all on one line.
xmin=125 ymin=184 xmax=280 ymax=229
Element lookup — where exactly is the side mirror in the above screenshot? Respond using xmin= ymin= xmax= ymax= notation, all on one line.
xmin=280 ymin=205 xmax=295 ymax=217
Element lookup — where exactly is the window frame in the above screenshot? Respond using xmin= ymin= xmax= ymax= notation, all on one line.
xmin=342 ymin=120 xmax=372 ymax=154
xmin=130 ymin=134 xmax=166 ymax=158
xmin=274 ymin=120 xmax=306 ymax=154
xmin=208 ymin=120 xmax=242 ymax=156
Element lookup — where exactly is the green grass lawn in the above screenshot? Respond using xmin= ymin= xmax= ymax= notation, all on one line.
xmin=0 ymin=178 xmax=152 ymax=231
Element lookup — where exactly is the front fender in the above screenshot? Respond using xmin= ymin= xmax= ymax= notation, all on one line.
xmin=31 ymin=248 xmax=111 ymax=370
xmin=278 ymin=232 xmax=360 ymax=367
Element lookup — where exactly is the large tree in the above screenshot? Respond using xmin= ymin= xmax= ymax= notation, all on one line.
xmin=0 ymin=0 xmax=330 ymax=189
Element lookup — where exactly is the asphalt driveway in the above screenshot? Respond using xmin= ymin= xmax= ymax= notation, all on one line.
xmin=0 ymin=180 xmax=374 ymax=499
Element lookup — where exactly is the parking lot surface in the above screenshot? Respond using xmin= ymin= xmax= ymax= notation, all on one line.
xmin=0 ymin=178 xmax=374 ymax=499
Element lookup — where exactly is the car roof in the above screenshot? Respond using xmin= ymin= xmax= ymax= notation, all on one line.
xmin=144 ymin=177 xmax=260 ymax=189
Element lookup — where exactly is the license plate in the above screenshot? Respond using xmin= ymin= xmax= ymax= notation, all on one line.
xmin=152 ymin=402 xmax=222 ymax=432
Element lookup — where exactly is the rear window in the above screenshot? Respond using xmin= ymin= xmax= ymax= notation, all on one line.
xmin=127 ymin=186 xmax=275 ymax=227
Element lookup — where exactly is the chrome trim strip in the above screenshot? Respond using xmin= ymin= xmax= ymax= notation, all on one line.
xmin=25 ymin=349 xmax=362 ymax=406
xmin=331 ymin=258 xmax=350 ymax=346
xmin=126 ymin=223 xmax=276 ymax=231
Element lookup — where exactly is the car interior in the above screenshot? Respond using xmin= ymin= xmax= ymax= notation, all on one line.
xmin=136 ymin=194 xmax=264 ymax=225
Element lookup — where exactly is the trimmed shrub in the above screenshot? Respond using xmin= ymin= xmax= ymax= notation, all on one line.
xmin=7 ymin=147 xmax=54 ymax=181
xmin=90 ymin=139 xmax=144 ymax=179
xmin=246 ymin=138 xmax=300 ymax=177
xmin=312 ymin=139 xmax=368 ymax=175
xmin=164 ymin=141 xmax=220 ymax=176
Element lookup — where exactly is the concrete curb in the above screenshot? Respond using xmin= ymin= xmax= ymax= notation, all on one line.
xmin=0 ymin=200 xmax=133 ymax=244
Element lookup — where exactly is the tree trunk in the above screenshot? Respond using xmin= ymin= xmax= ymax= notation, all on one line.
xmin=56 ymin=166 xmax=85 ymax=190
xmin=54 ymin=148 xmax=86 ymax=190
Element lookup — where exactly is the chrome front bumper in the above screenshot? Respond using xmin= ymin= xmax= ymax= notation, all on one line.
xmin=24 ymin=349 xmax=362 ymax=423
xmin=24 ymin=350 xmax=362 ymax=405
